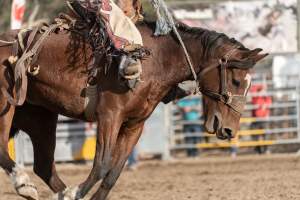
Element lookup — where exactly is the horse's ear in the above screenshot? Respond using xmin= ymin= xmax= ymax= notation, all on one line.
xmin=249 ymin=48 xmax=263 ymax=57
xmin=229 ymin=50 xmax=268 ymax=69
xmin=239 ymin=48 xmax=262 ymax=59
xmin=237 ymin=48 xmax=268 ymax=63
xmin=252 ymin=53 xmax=269 ymax=62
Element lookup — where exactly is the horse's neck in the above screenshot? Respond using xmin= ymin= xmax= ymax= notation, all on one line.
xmin=144 ymin=30 xmax=202 ymax=87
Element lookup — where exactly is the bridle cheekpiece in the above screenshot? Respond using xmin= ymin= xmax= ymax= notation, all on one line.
xmin=197 ymin=47 xmax=248 ymax=115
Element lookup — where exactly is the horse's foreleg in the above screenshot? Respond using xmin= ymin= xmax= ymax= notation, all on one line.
xmin=0 ymin=64 xmax=39 ymax=200
xmin=90 ymin=122 xmax=144 ymax=200
xmin=13 ymin=104 xmax=67 ymax=195
xmin=62 ymin=111 xmax=123 ymax=200
xmin=0 ymin=102 xmax=16 ymax=173
xmin=0 ymin=106 xmax=39 ymax=200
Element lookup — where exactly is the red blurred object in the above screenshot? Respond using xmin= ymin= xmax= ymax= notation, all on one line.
xmin=251 ymin=84 xmax=272 ymax=118
xmin=11 ymin=0 xmax=26 ymax=29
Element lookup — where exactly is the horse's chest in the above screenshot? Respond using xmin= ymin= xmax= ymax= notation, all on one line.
xmin=126 ymin=90 xmax=161 ymax=119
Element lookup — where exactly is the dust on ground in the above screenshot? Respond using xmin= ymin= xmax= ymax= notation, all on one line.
xmin=1 ymin=154 xmax=300 ymax=200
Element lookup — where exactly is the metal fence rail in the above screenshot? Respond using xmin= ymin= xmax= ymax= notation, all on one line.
xmin=168 ymin=75 xmax=300 ymax=155
xmin=8 ymin=74 xmax=300 ymax=163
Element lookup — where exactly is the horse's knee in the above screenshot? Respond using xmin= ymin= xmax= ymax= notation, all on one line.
xmin=93 ymin=147 xmax=113 ymax=180
xmin=98 ymin=162 xmax=111 ymax=179
xmin=101 ymin=177 xmax=116 ymax=191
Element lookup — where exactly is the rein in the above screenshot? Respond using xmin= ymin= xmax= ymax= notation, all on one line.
xmin=151 ymin=0 xmax=199 ymax=93
xmin=0 ymin=39 xmax=17 ymax=47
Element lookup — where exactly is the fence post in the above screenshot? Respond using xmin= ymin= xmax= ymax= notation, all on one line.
xmin=297 ymin=84 xmax=300 ymax=141
xmin=162 ymin=104 xmax=172 ymax=160
xmin=297 ymin=0 xmax=300 ymax=51
xmin=14 ymin=132 xmax=25 ymax=167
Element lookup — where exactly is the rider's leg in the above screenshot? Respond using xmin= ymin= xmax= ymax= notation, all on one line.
xmin=13 ymin=103 xmax=67 ymax=194
xmin=90 ymin=122 xmax=144 ymax=200
xmin=101 ymin=0 xmax=144 ymax=80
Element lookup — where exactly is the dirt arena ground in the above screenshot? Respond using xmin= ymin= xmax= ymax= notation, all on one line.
xmin=1 ymin=154 xmax=300 ymax=200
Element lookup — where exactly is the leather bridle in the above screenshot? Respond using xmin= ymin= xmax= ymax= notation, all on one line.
xmin=197 ymin=49 xmax=249 ymax=115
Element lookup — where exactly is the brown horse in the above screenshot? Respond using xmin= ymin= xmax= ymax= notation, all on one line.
xmin=0 ymin=21 xmax=267 ymax=200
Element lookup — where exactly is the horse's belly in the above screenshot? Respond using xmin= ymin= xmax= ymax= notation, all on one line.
xmin=26 ymin=76 xmax=89 ymax=121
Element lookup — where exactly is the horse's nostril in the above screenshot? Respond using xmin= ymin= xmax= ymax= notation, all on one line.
xmin=224 ymin=128 xmax=233 ymax=139
xmin=213 ymin=116 xmax=219 ymax=131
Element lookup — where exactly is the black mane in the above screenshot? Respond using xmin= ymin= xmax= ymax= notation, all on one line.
xmin=175 ymin=23 xmax=248 ymax=58
xmin=138 ymin=21 xmax=249 ymax=59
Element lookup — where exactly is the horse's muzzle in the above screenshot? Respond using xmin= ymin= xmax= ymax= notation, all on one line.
xmin=216 ymin=127 xmax=234 ymax=140
xmin=205 ymin=112 xmax=235 ymax=140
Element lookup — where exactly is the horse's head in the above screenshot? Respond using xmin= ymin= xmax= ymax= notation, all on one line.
xmin=197 ymin=35 xmax=268 ymax=140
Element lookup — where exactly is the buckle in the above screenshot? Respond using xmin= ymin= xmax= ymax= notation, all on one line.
xmin=219 ymin=57 xmax=228 ymax=65
xmin=224 ymin=92 xmax=233 ymax=104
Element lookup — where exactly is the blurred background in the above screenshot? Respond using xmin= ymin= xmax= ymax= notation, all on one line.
xmin=2 ymin=1 xmax=300 ymax=199
xmin=2 ymin=0 xmax=300 ymax=164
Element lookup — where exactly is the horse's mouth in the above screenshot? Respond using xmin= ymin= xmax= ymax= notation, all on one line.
xmin=216 ymin=130 xmax=228 ymax=140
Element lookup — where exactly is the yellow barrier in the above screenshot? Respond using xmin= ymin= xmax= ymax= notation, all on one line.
xmin=238 ymin=129 xmax=265 ymax=136
xmin=240 ymin=117 xmax=256 ymax=123
xmin=202 ymin=129 xmax=266 ymax=137
xmin=199 ymin=129 xmax=271 ymax=149
xmin=8 ymin=139 xmax=15 ymax=160
xmin=198 ymin=140 xmax=275 ymax=149
xmin=73 ymin=136 xmax=96 ymax=160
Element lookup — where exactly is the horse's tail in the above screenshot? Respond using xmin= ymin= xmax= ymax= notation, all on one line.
xmin=1 ymin=87 xmax=18 ymax=106
xmin=0 ymin=46 xmax=19 ymax=106
xmin=0 ymin=55 xmax=26 ymax=107
xmin=1 ymin=71 xmax=28 ymax=107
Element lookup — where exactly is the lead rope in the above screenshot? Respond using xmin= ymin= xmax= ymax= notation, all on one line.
xmin=150 ymin=0 xmax=200 ymax=94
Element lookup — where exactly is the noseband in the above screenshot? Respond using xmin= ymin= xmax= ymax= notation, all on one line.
xmin=197 ymin=50 xmax=248 ymax=115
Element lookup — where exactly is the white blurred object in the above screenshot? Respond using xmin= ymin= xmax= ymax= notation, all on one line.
xmin=279 ymin=0 xmax=297 ymax=7
xmin=272 ymin=55 xmax=300 ymax=99
xmin=11 ymin=0 xmax=26 ymax=29
xmin=172 ymin=0 xmax=297 ymax=53
xmin=173 ymin=9 xmax=213 ymax=20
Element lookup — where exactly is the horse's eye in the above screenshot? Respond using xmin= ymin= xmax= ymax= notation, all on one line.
xmin=232 ymin=79 xmax=241 ymax=87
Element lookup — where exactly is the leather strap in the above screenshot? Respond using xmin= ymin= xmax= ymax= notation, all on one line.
xmin=197 ymin=48 xmax=248 ymax=115
xmin=3 ymin=24 xmax=60 ymax=106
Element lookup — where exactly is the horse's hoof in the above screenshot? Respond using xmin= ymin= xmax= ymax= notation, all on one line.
xmin=16 ymin=183 xmax=39 ymax=200
xmin=54 ymin=187 xmax=81 ymax=200
xmin=10 ymin=166 xmax=39 ymax=200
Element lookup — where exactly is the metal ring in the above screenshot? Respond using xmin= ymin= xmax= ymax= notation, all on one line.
xmin=219 ymin=58 xmax=228 ymax=65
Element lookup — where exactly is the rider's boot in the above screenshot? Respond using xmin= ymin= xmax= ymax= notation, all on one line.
xmin=118 ymin=54 xmax=142 ymax=87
